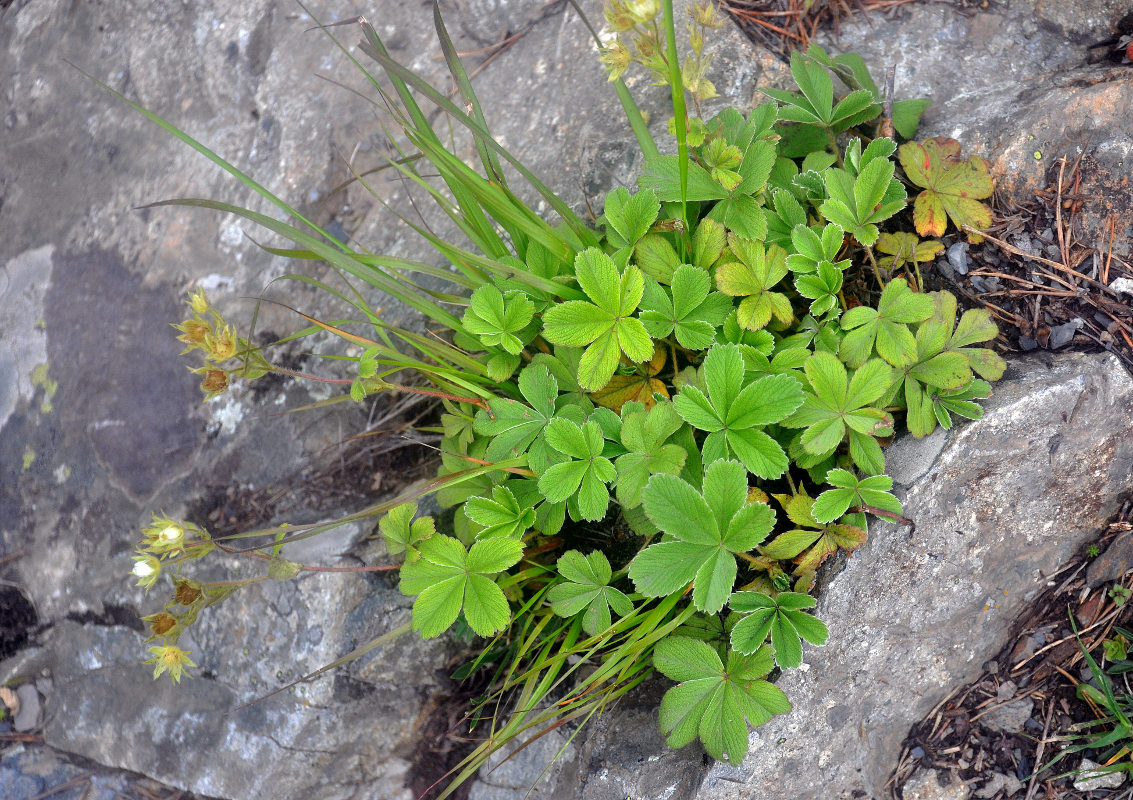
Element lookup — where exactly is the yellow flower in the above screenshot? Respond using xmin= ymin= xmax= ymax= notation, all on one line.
xmin=144 ymin=645 xmax=196 ymax=684
xmin=186 ymin=288 xmax=210 ymax=315
xmin=204 ymin=324 xmax=237 ymax=362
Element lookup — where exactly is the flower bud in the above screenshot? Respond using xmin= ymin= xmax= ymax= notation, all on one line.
xmin=199 ymin=369 xmax=229 ymax=399
xmin=145 ymin=612 xmax=178 ymax=637
xmin=187 ymin=288 xmax=210 ymax=315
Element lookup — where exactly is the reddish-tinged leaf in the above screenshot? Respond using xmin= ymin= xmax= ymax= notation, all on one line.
xmin=898 ymin=138 xmax=994 ymax=243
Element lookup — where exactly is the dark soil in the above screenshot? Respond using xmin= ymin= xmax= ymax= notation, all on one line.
xmin=892 ymin=500 xmax=1133 ymax=800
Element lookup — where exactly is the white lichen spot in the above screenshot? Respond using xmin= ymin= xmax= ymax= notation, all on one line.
xmin=210 ymin=395 xmax=248 ymax=436
xmin=53 ymin=464 xmax=70 ymax=484
xmin=197 ymin=273 xmax=235 ymax=293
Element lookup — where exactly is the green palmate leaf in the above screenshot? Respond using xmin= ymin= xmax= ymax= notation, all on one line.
xmin=783 ymin=351 xmax=895 ymax=473
xmin=639 ymin=265 xmax=732 ymax=351
xmin=729 ymin=591 xmax=829 ymax=668
xmin=673 ymin=344 xmax=803 ymax=479
xmin=379 ymin=501 xmax=436 ymax=562
xmin=615 ymin=400 xmax=687 ymax=508
xmin=890 ymin=98 xmax=931 ymax=140
xmin=654 ymin=636 xmax=790 ymax=764
xmin=640 ymin=154 xmax=729 ymax=202
xmin=794 ymin=260 xmax=845 ymax=317
xmin=933 ymin=379 xmax=992 ymax=431
xmin=786 ymin=222 xmax=846 ymax=274
xmin=546 ymin=550 xmax=633 ymax=635
xmin=703 ymin=138 xmax=744 ymax=191
xmin=876 ymin=231 xmax=944 ymax=273
xmin=603 ymin=187 xmax=661 ymax=264
xmin=635 ymin=233 xmax=682 ymax=284
xmin=629 ymin=460 xmax=776 ymax=613
xmin=818 ymin=157 xmax=906 ymax=247
xmin=898 ymin=137 xmax=994 ymax=243
xmin=465 ymin=485 xmax=536 ymax=539
xmin=538 ymin=418 xmax=617 ymax=521
xmin=715 ymin=237 xmax=793 ymax=332
xmin=764 ymin=187 xmax=808 ymax=249
xmin=399 ymin=535 xmax=523 ymax=638
xmin=840 ymin=278 xmax=935 ymax=368
xmin=461 ymin=285 xmax=534 ymax=355
xmin=930 ymin=291 xmax=1006 ymax=381
xmin=541 ymin=248 xmax=654 ymax=391
xmin=811 ymin=468 xmax=903 ymax=523
xmin=474 ymin=363 xmax=558 ymax=461
xmin=691 ymin=218 xmax=727 ymax=270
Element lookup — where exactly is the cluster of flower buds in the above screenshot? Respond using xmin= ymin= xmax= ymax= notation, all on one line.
xmin=172 ymin=288 xmax=273 ymax=400
xmin=599 ymin=1 xmax=722 ymax=108
xmin=130 ymin=515 xmax=223 ymax=683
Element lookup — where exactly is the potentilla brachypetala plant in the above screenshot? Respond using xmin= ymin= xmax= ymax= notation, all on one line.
xmin=112 ymin=0 xmax=1004 ymax=794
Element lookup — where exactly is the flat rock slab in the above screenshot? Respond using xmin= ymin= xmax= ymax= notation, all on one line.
xmin=698 ymin=351 xmax=1133 ymax=800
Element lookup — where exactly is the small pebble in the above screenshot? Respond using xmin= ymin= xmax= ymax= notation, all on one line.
xmin=946 ymin=242 xmax=969 ymax=275
xmin=1048 ymin=318 xmax=1083 ymax=349
xmin=1019 ymin=335 xmax=1038 ymax=351
xmin=910 ymin=745 xmax=926 ymax=759
xmin=1073 ymin=757 xmax=1126 ymax=791
xmin=12 ymin=683 xmax=41 ymax=732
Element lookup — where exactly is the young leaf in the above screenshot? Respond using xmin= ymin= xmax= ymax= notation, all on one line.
xmin=639 ymin=265 xmax=732 ymax=351
xmin=898 ymin=138 xmax=994 ymax=243
xmin=782 ymin=351 xmax=895 ymax=473
xmin=538 ymin=418 xmax=617 ymax=521
xmin=541 ymin=248 xmax=654 ymax=391
xmin=811 ymin=468 xmax=903 ymax=524
xmin=615 ymin=400 xmax=687 ymax=508
xmin=673 ymin=344 xmax=803 ymax=479
xmin=635 ymin=233 xmax=681 ymax=284
xmin=603 ymin=187 xmax=661 ymax=255
xmin=399 ymin=535 xmax=523 ymax=638
xmin=474 ymin=363 xmax=558 ymax=461
xmin=546 ymin=550 xmax=633 ymax=635
xmin=654 ymin=636 xmax=790 ymax=764
xmin=729 ymin=591 xmax=829 ymax=668
xmin=691 ymin=218 xmax=727 ymax=270
xmin=818 ymin=158 xmax=906 ymax=247
xmin=715 ymin=237 xmax=793 ymax=332
xmin=890 ymin=98 xmax=931 ymax=140
xmin=786 ymin=223 xmax=846 ymax=274
xmin=379 ymin=502 xmax=436 ymax=562
xmin=794 ymin=260 xmax=845 ymax=317
xmin=461 ymin=285 xmax=534 ymax=355
xmin=465 ymin=485 xmax=537 ymax=539
xmin=629 ymin=460 xmax=776 ymax=613
xmin=839 ymin=278 xmax=935 ymax=368
xmin=876 ymin=231 xmax=944 ymax=274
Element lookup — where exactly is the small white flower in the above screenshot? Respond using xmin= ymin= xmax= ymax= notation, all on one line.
xmin=156 ymin=525 xmax=184 ymax=546
xmin=132 ymin=560 xmax=155 ymax=578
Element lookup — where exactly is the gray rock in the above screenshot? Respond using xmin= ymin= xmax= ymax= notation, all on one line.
xmin=1048 ymin=318 xmax=1084 ymax=350
xmin=815 ymin=0 xmax=1133 ymax=257
xmin=980 ymin=681 xmax=1033 ymax=733
xmin=1087 ymin=529 xmax=1133 ymax=587
xmin=12 ymin=683 xmax=41 ymax=733
xmin=902 ymin=769 xmax=970 ymax=800
xmin=974 ymin=772 xmax=1023 ymax=799
xmin=1073 ymin=757 xmax=1126 ymax=791
xmin=946 ymin=242 xmax=969 ymax=276
xmin=699 ymin=352 xmax=1133 ymax=800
